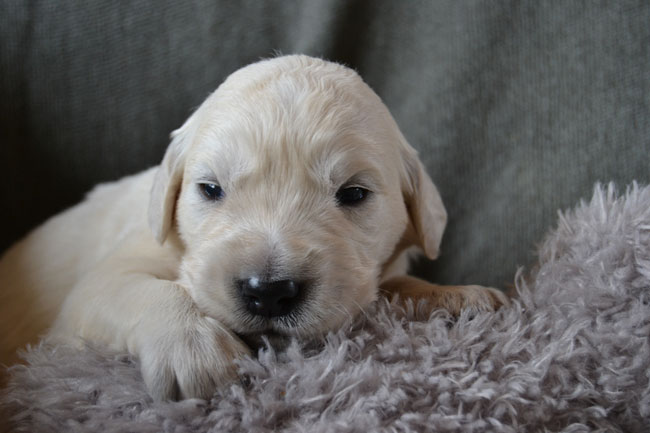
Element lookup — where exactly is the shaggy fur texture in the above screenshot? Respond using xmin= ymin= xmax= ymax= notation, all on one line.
xmin=2 ymin=183 xmax=650 ymax=432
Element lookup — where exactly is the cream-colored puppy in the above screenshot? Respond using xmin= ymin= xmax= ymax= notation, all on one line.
xmin=0 ymin=55 xmax=506 ymax=400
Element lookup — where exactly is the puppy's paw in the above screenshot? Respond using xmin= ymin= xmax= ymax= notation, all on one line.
xmin=137 ymin=315 xmax=250 ymax=401
xmin=429 ymin=284 xmax=509 ymax=315
xmin=381 ymin=276 xmax=510 ymax=316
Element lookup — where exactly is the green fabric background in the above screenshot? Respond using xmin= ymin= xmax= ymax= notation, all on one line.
xmin=1 ymin=1 xmax=648 ymax=288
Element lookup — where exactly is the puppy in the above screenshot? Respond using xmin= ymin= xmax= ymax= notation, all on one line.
xmin=0 ymin=55 xmax=507 ymax=400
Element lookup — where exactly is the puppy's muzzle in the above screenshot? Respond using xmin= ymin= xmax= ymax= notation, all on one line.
xmin=237 ymin=277 xmax=302 ymax=317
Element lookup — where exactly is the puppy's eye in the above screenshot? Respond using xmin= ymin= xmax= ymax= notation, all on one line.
xmin=199 ymin=183 xmax=225 ymax=201
xmin=336 ymin=186 xmax=371 ymax=207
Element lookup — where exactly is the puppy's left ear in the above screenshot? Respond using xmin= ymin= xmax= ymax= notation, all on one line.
xmin=401 ymin=147 xmax=448 ymax=260
xmin=148 ymin=126 xmax=191 ymax=244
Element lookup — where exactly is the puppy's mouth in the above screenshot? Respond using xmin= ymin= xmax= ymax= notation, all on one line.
xmin=233 ymin=303 xmax=316 ymax=351
xmin=235 ymin=309 xmax=307 ymax=335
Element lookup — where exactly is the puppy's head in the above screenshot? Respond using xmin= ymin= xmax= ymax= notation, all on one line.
xmin=149 ymin=55 xmax=446 ymax=340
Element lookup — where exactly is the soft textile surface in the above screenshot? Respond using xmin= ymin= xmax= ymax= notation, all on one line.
xmin=1 ymin=2 xmax=649 ymax=287
xmin=2 ymin=183 xmax=649 ymax=432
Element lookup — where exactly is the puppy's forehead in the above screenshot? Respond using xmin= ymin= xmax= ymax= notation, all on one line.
xmin=188 ymin=58 xmax=399 ymax=185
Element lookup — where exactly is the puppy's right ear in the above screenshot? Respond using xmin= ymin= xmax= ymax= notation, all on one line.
xmin=148 ymin=127 xmax=191 ymax=244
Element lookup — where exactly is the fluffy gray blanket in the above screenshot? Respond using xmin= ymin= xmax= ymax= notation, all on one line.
xmin=2 ymin=183 xmax=650 ymax=432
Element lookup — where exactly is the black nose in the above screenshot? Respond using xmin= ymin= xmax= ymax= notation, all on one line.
xmin=237 ymin=278 xmax=301 ymax=317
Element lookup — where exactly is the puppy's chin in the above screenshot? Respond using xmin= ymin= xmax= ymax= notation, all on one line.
xmin=225 ymin=304 xmax=357 ymax=354
xmin=236 ymin=330 xmax=292 ymax=352
xmin=234 ymin=312 xmax=351 ymax=353
xmin=232 ymin=313 xmax=319 ymax=353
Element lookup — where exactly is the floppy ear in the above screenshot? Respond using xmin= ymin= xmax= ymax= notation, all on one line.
xmin=148 ymin=127 xmax=191 ymax=244
xmin=401 ymin=149 xmax=448 ymax=260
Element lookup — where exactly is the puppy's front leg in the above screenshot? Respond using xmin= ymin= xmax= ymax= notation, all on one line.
xmin=380 ymin=275 xmax=509 ymax=315
xmin=48 ymin=256 xmax=250 ymax=401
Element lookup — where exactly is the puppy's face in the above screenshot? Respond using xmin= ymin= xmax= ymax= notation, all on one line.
xmin=149 ymin=56 xmax=446 ymax=341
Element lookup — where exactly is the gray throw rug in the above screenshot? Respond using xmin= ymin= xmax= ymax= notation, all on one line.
xmin=2 ymin=183 xmax=649 ymax=432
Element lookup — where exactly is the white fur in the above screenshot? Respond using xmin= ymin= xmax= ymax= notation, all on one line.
xmin=0 ymin=55 xmax=503 ymax=401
